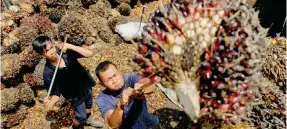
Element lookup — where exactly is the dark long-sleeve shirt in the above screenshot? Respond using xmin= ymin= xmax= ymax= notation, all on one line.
xmin=43 ymin=48 xmax=96 ymax=106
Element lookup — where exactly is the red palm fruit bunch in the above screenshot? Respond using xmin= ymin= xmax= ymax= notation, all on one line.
xmin=46 ymin=104 xmax=74 ymax=128
xmin=133 ymin=0 xmax=267 ymax=124
xmin=18 ymin=14 xmax=55 ymax=50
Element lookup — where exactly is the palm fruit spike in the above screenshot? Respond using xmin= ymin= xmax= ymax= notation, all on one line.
xmin=133 ymin=0 xmax=267 ymax=124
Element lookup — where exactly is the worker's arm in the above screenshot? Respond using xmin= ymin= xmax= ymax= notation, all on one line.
xmin=105 ymin=88 xmax=134 ymax=129
xmin=43 ymin=74 xmax=61 ymax=110
xmin=58 ymin=41 xmax=93 ymax=57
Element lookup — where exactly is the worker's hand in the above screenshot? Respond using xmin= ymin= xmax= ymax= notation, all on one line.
xmin=44 ymin=97 xmax=54 ymax=110
xmin=57 ymin=41 xmax=71 ymax=53
xmin=119 ymin=88 xmax=134 ymax=107
xmin=133 ymin=83 xmax=145 ymax=99
xmin=44 ymin=96 xmax=59 ymax=110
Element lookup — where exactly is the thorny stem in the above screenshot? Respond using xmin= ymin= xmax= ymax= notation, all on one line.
xmin=155 ymin=17 xmax=173 ymax=32
xmin=159 ymin=0 xmax=167 ymax=17
xmin=243 ymin=8 xmax=250 ymax=26
xmin=171 ymin=4 xmax=179 ymax=14
xmin=228 ymin=11 xmax=241 ymax=21
xmin=223 ymin=56 xmax=245 ymax=71
xmin=163 ymin=72 xmax=177 ymax=84
xmin=250 ymin=102 xmax=265 ymax=106
xmin=143 ymin=32 xmax=168 ymax=52
xmin=139 ymin=5 xmax=146 ymax=31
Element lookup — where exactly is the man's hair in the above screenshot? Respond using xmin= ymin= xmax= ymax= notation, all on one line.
xmin=32 ymin=36 xmax=52 ymax=54
xmin=95 ymin=61 xmax=116 ymax=82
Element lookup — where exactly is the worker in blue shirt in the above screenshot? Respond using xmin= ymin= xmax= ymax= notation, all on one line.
xmin=95 ymin=61 xmax=159 ymax=129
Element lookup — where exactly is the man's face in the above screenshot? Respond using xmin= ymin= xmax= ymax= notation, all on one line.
xmin=99 ymin=65 xmax=125 ymax=91
xmin=42 ymin=41 xmax=58 ymax=61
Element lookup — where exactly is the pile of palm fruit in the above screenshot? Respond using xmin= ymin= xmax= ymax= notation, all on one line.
xmin=0 ymin=0 xmax=143 ymax=127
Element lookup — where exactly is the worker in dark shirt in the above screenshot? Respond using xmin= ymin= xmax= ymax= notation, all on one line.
xmin=32 ymin=36 xmax=104 ymax=129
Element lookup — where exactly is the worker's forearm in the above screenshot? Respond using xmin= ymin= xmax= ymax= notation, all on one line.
xmin=138 ymin=78 xmax=156 ymax=94
xmin=143 ymin=84 xmax=156 ymax=94
xmin=50 ymin=95 xmax=60 ymax=104
xmin=67 ymin=44 xmax=93 ymax=57
xmin=109 ymin=102 xmax=124 ymax=128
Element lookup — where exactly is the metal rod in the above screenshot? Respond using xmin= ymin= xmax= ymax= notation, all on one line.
xmin=139 ymin=5 xmax=146 ymax=30
xmin=44 ymin=36 xmax=68 ymax=101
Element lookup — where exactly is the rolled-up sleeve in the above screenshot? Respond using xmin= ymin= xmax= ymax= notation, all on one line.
xmin=96 ymin=94 xmax=115 ymax=118
xmin=128 ymin=74 xmax=142 ymax=88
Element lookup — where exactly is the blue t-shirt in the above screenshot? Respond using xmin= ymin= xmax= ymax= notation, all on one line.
xmin=96 ymin=74 xmax=159 ymax=129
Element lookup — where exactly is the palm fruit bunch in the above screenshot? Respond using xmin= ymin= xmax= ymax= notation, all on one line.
xmin=17 ymin=83 xmax=35 ymax=104
xmin=1 ymin=11 xmax=21 ymax=50
xmin=1 ymin=54 xmax=22 ymax=86
xmin=17 ymin=14 xmax=55 ymax=50
xmin=19 ymin=46 xmax=42 ymax=68
xmin=2 ymin=105 xmax=28 ymax=128
xmin=45 ymin=6 xmax=66 ymax=23
xmin=1 ymin=11 xmax=19 ymax=34
xmin=117 ymin=2 xmax=131 ymax=16
xmin=46 ymin=104 xmax=74 ymax=128
xmin=88 ymin=1 xmax=113 ymax=19
xmin=133 ymin=0 xmax=267 ymax=124
xmin=262 ymin=37 xmax=286 ymax=91
xmin=1 ymin=41 xmax=20 ymax=55
xmin=8 ymin=1 xmax=35 ymax=17
xmin=23 ymin=59 xmax=45 ymax=87
xmin=58 ymin=11 xmax=93 ymax=45
xmin=1 ymin=88 xmax=20 ymax=112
